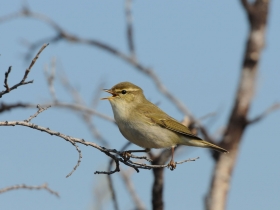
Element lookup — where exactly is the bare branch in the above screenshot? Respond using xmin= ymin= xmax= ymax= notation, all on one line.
xmin=240 ymin=0 xmax=252 ymax=13
xmin=125 ymin=0 xmax=135 ymax=58
xmin=66 ymin=141 xmax=82 ymax=178
xmin=4 ymin=66 xmax=12 ymax=92
xmin=0 ymin=102 xmax=31 ymax=113
xmin=91 ymin=80 xmax=106 ymax=108
xmin=206 ymin=1 xmax=270 ymax=210
xmin=45 ymin=102 xmax=115 ymax=122
xmin=1 ymin=7 xmax=216 ymax=150
xmin=247 ymin=103 xmax=280 ymax=124
xmin=0 ymin=106 xmax=197 ymax=175
xmin=129 ymin=153 xmax=153 ymax=162
xmin=120 ymin=169 xmax=146 ymax=210
xmin=107 ymin=142 xmax=131 ymax=210
xmin=0 ymin=183 xmax=59 ymax=198
xmin=0 ymin=101 xmax=114 ymax=122
xmin=44 ymin=58 xmax=57 ymax=101
xmin=58 ymin=69 xmax=109 ymax=145
xmin=0 ymin=7 xmax=193 ymax=119
xmin=25 ymin=104 xmax=51 ymax=122
xmin=94 ymin=158 xmax=120 ymax=175
xmin=22 ymin=43 xmax=49 ymax=82
xmin=128 ymin=157 xmax=199 ymax=170
xmin=0 ymin=43 xmax=48 ymax=98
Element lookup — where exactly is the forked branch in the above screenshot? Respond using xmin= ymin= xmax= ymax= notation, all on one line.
xmin=0 ymin=44 xmax=49 ymax=98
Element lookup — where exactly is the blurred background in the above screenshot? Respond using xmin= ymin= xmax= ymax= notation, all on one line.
xmin=0 ymin=0 xmax=279 ymax=210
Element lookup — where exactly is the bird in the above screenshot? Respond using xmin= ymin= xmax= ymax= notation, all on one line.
xmin=102 ymin=82 xmax=228 ymax=169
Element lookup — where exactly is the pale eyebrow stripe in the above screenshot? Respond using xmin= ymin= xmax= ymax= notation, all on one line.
xmin=115 ymin=88 xmax=139 ymax=92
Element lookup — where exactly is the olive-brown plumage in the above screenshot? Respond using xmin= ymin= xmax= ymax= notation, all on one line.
xmin=102 ymin=82 xmax=228 ymax=168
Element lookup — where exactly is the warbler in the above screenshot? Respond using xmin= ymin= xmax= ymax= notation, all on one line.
xmin=102 ymin=82 xmax=228 ymax=169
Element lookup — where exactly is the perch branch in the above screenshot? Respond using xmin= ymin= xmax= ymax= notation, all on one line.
xmin=0 ymin=105 xmax=198 ymax=176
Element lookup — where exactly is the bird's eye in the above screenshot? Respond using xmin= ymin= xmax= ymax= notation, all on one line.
xmin=121 ymin=90 xmax=127 ymax=94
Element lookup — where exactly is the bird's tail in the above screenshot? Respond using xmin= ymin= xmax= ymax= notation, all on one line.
xmin=186 ymin=139 xmax=228 ymax=153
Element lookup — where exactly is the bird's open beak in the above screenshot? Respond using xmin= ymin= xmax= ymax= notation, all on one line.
xmin=101 ymin=89 xmax=118 ymax=100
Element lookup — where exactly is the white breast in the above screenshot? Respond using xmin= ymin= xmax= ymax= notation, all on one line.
xmin=116 ymin=116 xmax=178 ymax=149
xmin=110 ymin=99 xmax=179 ymax=149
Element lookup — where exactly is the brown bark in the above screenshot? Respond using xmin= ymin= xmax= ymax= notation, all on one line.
xmin=205 ymin=1 xmax=270 ymax=210
xmin=151 ymin=150 xmax=171 ymax=210
xmin=152 ymin=168 xmax=164 ymax=210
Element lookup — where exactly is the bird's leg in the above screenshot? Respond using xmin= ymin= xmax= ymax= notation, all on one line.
xmin=121 ymin=148 xmax=150 ymax=161
xmin=167 ymin=146 xmax=176 ymax=170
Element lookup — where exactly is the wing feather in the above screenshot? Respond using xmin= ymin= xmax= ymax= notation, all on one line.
xmin=139 ymin=103 xmax=202 ymax=140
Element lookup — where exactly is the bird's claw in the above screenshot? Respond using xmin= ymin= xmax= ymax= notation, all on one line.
xmin=121 ymin=151 xmax=131 ymax=161
xmin=167 ymin=160 xmax=176 ymax=171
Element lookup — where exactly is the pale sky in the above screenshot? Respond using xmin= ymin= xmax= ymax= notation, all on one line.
xmin=1 ymin=1 xmax=280 ymax=210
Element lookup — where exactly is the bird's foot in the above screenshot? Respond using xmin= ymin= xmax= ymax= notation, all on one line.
xmin=167 ymin=160 xmax=176 ymax=171
xmin=120 ymin=151 xmax=131 ymax=161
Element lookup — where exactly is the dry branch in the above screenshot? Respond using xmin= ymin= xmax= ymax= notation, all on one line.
xmin=125 ymin=0 xmax=135 ymax=58
xmin=0 ymin=101 xmax=114 ymax=122
xmin=0 ymin=183 xmax=59 ymax=198
xmin=205 ymin=1 xmax=270 ymax=210
xmin=120 ymin=169 xmax=146 ymax=210
xmin=247 ymin=103 xmax=280 ymax=124
xmin=0 ymin=105 xmax=198 ymax=177
xmin=0 ymin=43 xmax=48 ymax=98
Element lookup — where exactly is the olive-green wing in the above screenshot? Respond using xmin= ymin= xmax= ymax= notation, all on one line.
xmin=152 ymin=117 xmax=202 ymax=140
xmin=139 ymin=103 xmax=202 ymax=140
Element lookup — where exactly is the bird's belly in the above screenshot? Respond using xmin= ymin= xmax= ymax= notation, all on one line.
xmin=117 ymin=120 xmax=178 ymax=149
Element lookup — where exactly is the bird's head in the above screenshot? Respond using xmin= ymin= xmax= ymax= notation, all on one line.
xmin=101 ymin=82 xmax=145 ymax=108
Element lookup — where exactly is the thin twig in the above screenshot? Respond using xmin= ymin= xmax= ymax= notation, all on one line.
xmin=107 ymin=142 xmax=131 ymax=210
xmin=21 ymin=43 xmax=49 ymax=82
xmin=0 ymin=183 xmax=59 ymax=198
xmin=128 ymin=157 xmax=199 ymax=170
xmin=0 ymin=43 xmax=48 ymax=98
xmin=4 ymin=66 xmax=12 ymax=92
xmin=66 ymin=140 xmax=83 ymax=178
xmin=25 ymin=104 xmax=51 ymax=122
xmin=125 ymin=0 xmax=135 ymax=58
xmin=58 ymin=69 xmax=109 ymax=145
xmin=44 ymin=57 xmax=57 ymax=101
xmin=94 ymin=158 xmax=120 ymax=175
xmin=0 ymin=101 xmax=115 ymax=122
xmin=247 ymin=103 xmax=280 ymax=124
xmin=120 ymin=169 xmax=146 ymax=210
xmin=129 ymin=153 xmax=153 ymax=162
xmin=91 ymin=80 xmax=106 ymax=108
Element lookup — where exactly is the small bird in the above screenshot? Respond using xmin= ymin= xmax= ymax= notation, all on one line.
xmin=102 ymin=82 xmax=228 ymax=169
